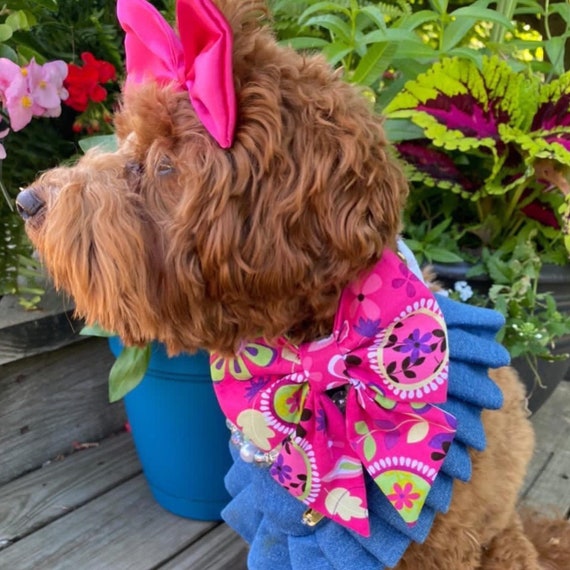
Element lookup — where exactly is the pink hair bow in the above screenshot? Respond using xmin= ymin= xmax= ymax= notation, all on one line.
xmin=117 ymin=0 xmax=236 ymax=148
xmin=211 ymin=249 xmax=456 ymax=537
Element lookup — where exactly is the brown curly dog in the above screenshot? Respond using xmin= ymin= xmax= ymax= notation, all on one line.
xmin=17 ymin=1 xmax=570 ymax=568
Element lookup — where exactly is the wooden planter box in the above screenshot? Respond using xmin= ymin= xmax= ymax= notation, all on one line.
xmin=0 ymin=290 xmax=126 ymax=486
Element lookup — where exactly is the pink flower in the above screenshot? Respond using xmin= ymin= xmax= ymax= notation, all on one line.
xmin=0 ymin=59 xmax=19 ymax=96
xmin=28 ymin=59 xmax=69 ymax=117
xmin=387 ymin=482 xmax=421 ymax=510
xmin=0 ymin=57 xmax=68 ymax=132
xmin=0 ymin=57 xmax=68 ymax=160
xmin=4 ymin=69 xmax=33 ymax=131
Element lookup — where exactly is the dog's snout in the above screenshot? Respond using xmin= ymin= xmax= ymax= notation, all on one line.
xmin=16 ymin=188 xmax=45 ymax=220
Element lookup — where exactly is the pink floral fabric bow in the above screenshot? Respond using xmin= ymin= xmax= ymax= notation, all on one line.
xmin=117 ymin=0 xmax=236 ymax=148
xmin=211 ymin=250 xmax=456 ymax=537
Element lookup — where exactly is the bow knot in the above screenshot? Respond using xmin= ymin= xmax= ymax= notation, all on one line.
xmin=211 ymin=250 xmax=456 ymax=537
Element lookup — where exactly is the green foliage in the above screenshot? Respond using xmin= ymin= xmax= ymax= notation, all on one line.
xmin=449 ymin=233 xmax=570 ymax=386
xmin=385 ymin=55 xmax=570 ymax=256
xmin=0 ymin=0 xmax=129 ymax=303
xmin=270 ymin=0 xmax=516 ymax=107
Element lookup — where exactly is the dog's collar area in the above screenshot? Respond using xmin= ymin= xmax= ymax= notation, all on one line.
xmin=227 ymin=418 xmax=279 ymax=466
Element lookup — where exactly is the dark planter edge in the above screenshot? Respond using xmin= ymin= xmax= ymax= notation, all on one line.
xmin=0 ymin=288 xmax=84 ymax=366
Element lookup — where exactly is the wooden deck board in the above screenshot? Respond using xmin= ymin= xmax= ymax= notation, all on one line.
xmin=521 ymin=380 xmax=570 ymax=514
xmin=158 ymin=524 xmax=248 ymax=570
xmin=0 ymin=433 xmax=140 ymax=546
xmin=0 ymin=475 xmax=217 ymax=570
xmin=0 ymin=338 xmax=124 ymax=486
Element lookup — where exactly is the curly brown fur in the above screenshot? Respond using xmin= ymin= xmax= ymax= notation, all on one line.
xmin=520 ymin=510 xmax=570 ymax=570
xmin=19 ymin=1 xmax=570 ymax=568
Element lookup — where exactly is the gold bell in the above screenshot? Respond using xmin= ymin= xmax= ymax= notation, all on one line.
xmin=302 ymin=508 xmax=325 ymax=527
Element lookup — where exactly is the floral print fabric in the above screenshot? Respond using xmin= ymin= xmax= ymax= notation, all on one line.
xmin=211 ymin=249 xmax=456 ymax=537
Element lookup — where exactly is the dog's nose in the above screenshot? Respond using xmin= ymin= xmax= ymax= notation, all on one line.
xmin=16 ymin=188 xmax=45 ymax=220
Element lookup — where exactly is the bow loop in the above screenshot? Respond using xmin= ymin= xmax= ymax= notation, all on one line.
xmin=118 ymin=0 xmax=185 ymax=86
xmin=117 ymin=0 xmax=236 ymax=148
xmin=177 ymin=0 xmax=236 ymax=148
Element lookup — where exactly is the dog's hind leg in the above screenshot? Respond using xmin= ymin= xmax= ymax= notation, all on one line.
xmin=479 ymin=512 xmax=541 ymax=569
xmin=521 ymin=511 xmax=570 ymax=570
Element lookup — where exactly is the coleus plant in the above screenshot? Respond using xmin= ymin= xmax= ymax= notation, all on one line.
xmin=384 ymin=55 xmax=570 ymax=369
xmin=386 ymin=55 xmax=570 ymax=260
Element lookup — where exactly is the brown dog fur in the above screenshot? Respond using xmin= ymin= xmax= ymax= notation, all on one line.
xmin=20 ymin=1 xmax=569 ymax=568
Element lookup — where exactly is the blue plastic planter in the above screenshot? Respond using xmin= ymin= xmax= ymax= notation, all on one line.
xmin=109 ymin=337 xmax=232 ymax=520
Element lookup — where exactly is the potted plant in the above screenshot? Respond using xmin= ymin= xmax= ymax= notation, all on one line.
xmin=384 ymin=55 xmax=570 ymax=411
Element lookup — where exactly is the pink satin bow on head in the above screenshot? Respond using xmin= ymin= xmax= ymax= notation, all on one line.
xmin=211 ymin=249 xmax=457 ymax=537
xmin=117 ymin=0 xmax=236 ymax=148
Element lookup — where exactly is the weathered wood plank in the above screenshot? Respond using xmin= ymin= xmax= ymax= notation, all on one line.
xmin=159 ymin=523 xmax=248 ymax=570
xmin=0 ymin=433 xmax=140 ymax=547
xmin=522 ymin=381 xmax=570 ymax=507
xmin=0 ymin=289 xmax=82 ymax=366
xmin=0 ymin=337 xmax=126 ymax=485
xmin=0 ymin=475 xmax=216 ymax=570
xmin=522 ymin=449 xmax=570 ymax=514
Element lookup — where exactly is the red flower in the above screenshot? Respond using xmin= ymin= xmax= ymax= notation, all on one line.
xmin=64 ymin=52 xmax=116 ymax=112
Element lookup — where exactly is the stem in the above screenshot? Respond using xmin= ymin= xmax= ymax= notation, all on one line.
xmin=503 ymin=181 xmax=528 ymax=222
xmin=345 ymin=1 xmax=358 ymax=72
xmin=490 ymin=0 xmax=517 ymax=46
xmin=544 ymin=0 xmax=552 ymax=40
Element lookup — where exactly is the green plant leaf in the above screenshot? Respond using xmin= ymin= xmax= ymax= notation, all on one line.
xmin=384 ymin=118 xmax=424 ymax=142
xmin=426 ymin=247 xmax=464 ymax=263
xmin=429 ymin=0 xmax=449 ymax=15
xmin=399 ymin=9 xmax=440 ymax=31
xmin=358 ymin=6 xmax=388 ymax=31
xmin=351 ymin=42 xmax=396 ymax=86
xmin=0 ymin=44 xmax=17 ymax=61
xmin=6 ymin=11 xmax=27 ymax=32
xmin=550 ymin=2 xmax=570 ymax=24
xmin=298 ymin=1 xmax=351 ymax=23
xmin=0 ymin=24 xmax=14 ymax=42
xmin=301 ymin=14 xmax=352 ymax=42
xmin=451 ymin=7 xmax=514 ymax=31
xmin=278 ymin=36 xmax=329 ymax=50
xmin=322 ymin=42 xmax=353 ymax=66
xmin=80 ymin=324 xmax=113 ymax=337
xmin=544 ymin=37 xmax=565 ymax=76
xmin=79 ymin=134 xmax=118 ymax=153
xmin=108 ymin=344 xmax=151 ymax=402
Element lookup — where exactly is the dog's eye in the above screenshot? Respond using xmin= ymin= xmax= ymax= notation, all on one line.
xmin=157 ymin=158 xmax=175 ymax=176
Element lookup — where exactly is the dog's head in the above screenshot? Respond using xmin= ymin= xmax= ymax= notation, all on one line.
xmin=17 ymin=0 xmax=407 ymax=355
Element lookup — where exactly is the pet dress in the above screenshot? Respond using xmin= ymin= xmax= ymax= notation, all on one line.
xmin=213 ymin=245 xmax=509 ymax=569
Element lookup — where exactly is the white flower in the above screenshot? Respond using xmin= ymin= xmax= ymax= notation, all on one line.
xmin=454 ymin=280 xmax=473 ymax=302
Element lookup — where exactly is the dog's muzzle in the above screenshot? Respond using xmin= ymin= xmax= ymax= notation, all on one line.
xmin=16 ymin=188 xmax=45 ymax=220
